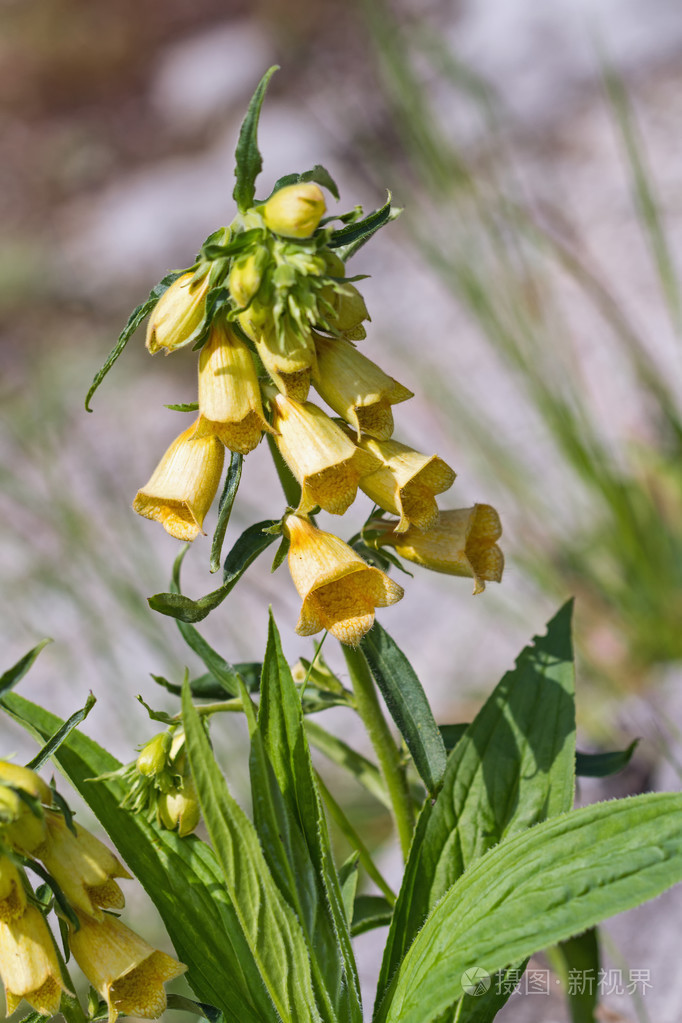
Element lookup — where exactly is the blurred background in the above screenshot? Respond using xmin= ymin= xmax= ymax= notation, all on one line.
xmin=2 ymin=0 xmax=682 ymax=1019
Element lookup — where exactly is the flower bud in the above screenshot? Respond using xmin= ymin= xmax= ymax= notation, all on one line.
xmin=37 ymin=811 xmax=131 ymax=921
xmin=373 ymin=504 xmax=503 ymax=593
xmin=157 ymin=775 xmax=200 ymax=838
xmin=262 ymin=183 xmax=326 ymax=239
xmin=359 ymin=438 xmax=456 ymax=532
xmin=0 ymin=761 xmax=52 ymax=807
xmin=135 ymin=733 xmax=172 ymax=778
xmin=313 ymin=334 xmax=412 ymax=440
xmin=284 ymin=514 xmax=403 ymax=645
xmin=133 ymin=419 xmax=225 ymax=542
xmin=229 ymin=251 xmax=265 ymax=309
xmin=271 ymin=392 xmax=380 ymax=515
xmin=0 ymin=856 xmax=26 ymax=923
xmin=145 ymin=272 xmax=210 ymax=355
xmin=0 ymin=761 xmax=51 ymax=855
xmin=69 ymin=911 xmax=186 ymax=1023
xmin=321 ymin=284 xmax=369 ymax=340
xmin=0 ymin=905 xmax=68 ymax=1017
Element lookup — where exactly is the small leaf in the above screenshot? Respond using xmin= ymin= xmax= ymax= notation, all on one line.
xmin=25 ymin=693 xmax=96 ymax=770
xmin=152 ymin=665 xmax=262 ymax=699
xmin=233 ymin=66 xmax=280 ymax=213
xmin=270 ymin=535 xmax=290 ymax=573
xmin=148 ymin=587 xmax=229 ymax=623
xmin=438 ymin=723 xmax=468 ymax=753
xmin=300 ymin=165 xmax=340 ymax=201
xmin=576 ymin=741 xmax=638 ymax=777
xmin=165 ymin=402 xmax=200 ymax=412
xmin=360 ymin=623 xmax=446 ymax=794
xmin=351 ymin=895 xmax=393 ymax=937
xmin=0 ymin=639 xmax=52 ymax=697
xmin=85 ymin=270 xmax=185 ymax=411
xmin=328 ymin=195 xmax=399 ymax=260
xmin=210 ymin=453 xmax=243 ymax=573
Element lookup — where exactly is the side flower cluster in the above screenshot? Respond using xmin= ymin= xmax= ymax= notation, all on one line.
xmin=0 ymin=760 xmax=185 ymax=1020
xmin=130 ymin=180 xmax=503 ymax=644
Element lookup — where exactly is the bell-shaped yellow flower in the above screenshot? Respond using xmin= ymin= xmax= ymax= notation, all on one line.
xmin=37 ymin=812 xmax=131 ymax=921
xmin=133 ymin=420 xmax=224 ymax=542
xmin=271 ymin=393 xmax=380 ymax=515
xmin=374 ymin=504 xmax=503 ymax=593
xmin=69 ymin=912 xmax=186 ymax=1023
xmin=359 ymin=438 xmax=456 ymax=532
xmin=0 ymin=905 xmax=68 ymax=1017
xmin=0 ymin=761 xmax=52 ymax=855
xmin=0 ymin=856 xmax=26 ymax=923
xmin=240 ymin=315 xmax=315 ymax=400
xmin=145 ymin=272 xmax=210 ymax=355
xmin=262 ymin=183 xmax=326 ymax=238
xmin=284 ymin=514 xmax=404 ymax=645
xmin=313 ymin=334 xmax=412 ymax=440
xmin=324 ymin=283 xmax=369 ymax=340
xmin=195 ymin=320 xmax=271 ymax=454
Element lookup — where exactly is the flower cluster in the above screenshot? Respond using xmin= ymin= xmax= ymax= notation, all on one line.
xmin=0 ymin=760 xmax=185 ymax=1020
xmin=130 ymin=179 xmax=503 ymax=644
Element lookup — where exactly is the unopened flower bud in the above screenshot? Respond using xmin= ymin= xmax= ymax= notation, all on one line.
xmin=136 ymin=733 xmax=172 ymax=778
xmin=0 ymin=761 xmax=52 ymax=807
xmin=229 ymin=251 xmax=265 ymax=308
xmin=157 ymin=775 xmax=200 ymax=838
xmin=0 ymin=761 xmax=51 ymax=855
xmin=262 ymin=183 xmax=326 ymax=239
xmin=145 ymin=272 xmax=210 ymax=355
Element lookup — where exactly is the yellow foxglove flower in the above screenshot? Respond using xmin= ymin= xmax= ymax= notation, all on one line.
xmin=133 ymin=420 xmax=224 ymax=542
xmin=0 ymin=761 xmax=51 ymax=855
xmin=0 ymin=856 xmax=26 ymax=923
xmin=0 ymin=762 xmax=52 ymax=807
xmin=69 ymin=912 xmax=186 ymax=1023
xmin=240 ymin=316 xmax=315 ymax=400
xmin=325 ymin=283 xmax=369 ymax=339
xmin=313 ymin=334 xmax=413 ymax=440
xmin=0 ymin=905 xmax=68 ymax=1017
xmin=271 ymin=393 xmax=380 ymax=515
xmin=359 ymin=438 xmax=456 ymax=532
xmin=37 ymin=812 xmax=131 ymax=921
xmin=284 ymin=514 xmax=403 ymax=645
xmin=195 ymin=320 xmax=271 ymax=454
xmin=374 ymin=504 xmax=503 ymax=593
xmin=262 ymin=183 xmax=326 ymax=238
xmin=145 ymin=272 xmax=209 ymax=355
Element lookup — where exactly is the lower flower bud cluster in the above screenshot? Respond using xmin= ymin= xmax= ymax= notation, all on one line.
xmin=0 ymin=760 xmax=185 ymax=1020
xmin=130 ymin=179 xmax=503 ymax=644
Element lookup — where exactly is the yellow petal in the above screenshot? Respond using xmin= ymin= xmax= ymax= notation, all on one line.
xmin=145 ymin=273 xmax=209 ymax=355
xmin=0 ymin=857 xmax=26 ymax=923
xmin=360 ymin=438 xmax=456 ymax=531
xmin=133 ymin=420 xmax=224 ymax=541
xmin=0 ymin=906 xmax=67 ymax=1017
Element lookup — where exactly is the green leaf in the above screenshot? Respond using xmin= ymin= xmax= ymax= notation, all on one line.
xmin=210 ymin=453 xmax=243 ymax=573
xmin=233 ymin=66 xmax=279 ymax=212
xmin=152 ymin=664 xmax=262 ymax=699
xmin=255 ymin=611 xmax=362 ymax=1023
xmin=376 ymin=602 xmax=576 ymax=1015
xmin=2 ymin=693 xmax=278 ymax=1023
xmin=304 ymin=720 xmax=390 ymax=809
xmin=25 ymin=693 xmax=96 ymax=770
xmin=550 ymin=928 xmax=600 ymax=1023
xmin=166 ymin=993 xmax=226 ymax=1021
xmin=300 ymin=165 xmax=340 ymax=201
xmin=351 ymin=895 xmax=393 ymax=937
xmin=360 ymin=623 xmax=446 ymax=794
xmin=339 ymin=854 xmax=359 ymax=926
xmin=266 ymin=432 xmax=302 ymax=507
xmin=379 ymin=793 xmax=682 ymax=1023
xmin=576 ymin=742 xmax=638 ymax=778
xmin=148 ymin=587 xmax=229 ymax=623
xmin=0 ymin=639 xmax=52 ymax=696
xmin=85 ymin=270 xmax=185 ymax=411
xmin=175 ymin=624 xmax=250 ymax=699
xmin=164 ymin=402 xmax=200 ymax=412
xmin=182 ymin=680 xmax=324 ymax=1023
xmin=329 ymin=195 xmax=399 ymax=260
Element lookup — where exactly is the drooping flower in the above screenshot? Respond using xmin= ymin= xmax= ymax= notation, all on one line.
xmin=0 ymin=761 xmax=51 ymax=855
xmin=36 ymin=811 xmax=131 ymax=921
xmin=133 ymin=420 xmax=224 ymax=542
xmin=313 ymin=334 xmax=412 ymax=440
xmin=69 ymin=911 xmax=186 ymax=1023
xmin=359 ymin=438 xmax=456 ymax=532
xmin=262 ymin=183 xmax=326 ymax=238
xmin=145 ymin=272 xmax=210 ymax=355
xmin=271 ymin=393 xmax=380 ymax=515
xmin=195 ymin=320 xmax=271 ymax=454
xmin=373 ymin=504 xmax=503 ymax=593
xmin=284 ymin=513 xmax=403 ymax=645
xmin=241 ymin=317 xmax=316 ymax=400
xmin=0 ymin=905 xmax=68 ymax=1017
xmin=0 ymin=856 xmax=26 ymax=923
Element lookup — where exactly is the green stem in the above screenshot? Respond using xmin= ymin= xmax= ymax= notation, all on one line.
xmin=56 ymin=948 xmax=88 ymax=1023
xmin=316 ymin=771 xmax=396 ymax=905
xmin=343 ymin=645 xmax=414 ymax=860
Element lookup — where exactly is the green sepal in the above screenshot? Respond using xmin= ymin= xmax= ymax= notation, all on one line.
xmin=351 ymin=895 xmax=393 ymax=937
xmin=25 ymin=693 xmax=96 ymax=771
xmin=233 ymin=66 xmax=280 ymax=213
xmin=328 ymin=194 xmax=400 ymax=260
xmin=210 ymin=452 xmax=243 ymax=573
xmin=270 ymin=535 xmax=290 ymax=573
xmin=575 ymin=741 xmax=638 ymax=777
xmin=263 ymin=165 xmax=340 ymax=203
xmin=164 ymin=402 xmax=200 ymax=412
xmin=136 ymin=694 xmax=176 ymax=725
xmin=85 ymin=270 xmax=185 ymax=411
xmin=0 ymin=639 xmax=52 ymax=697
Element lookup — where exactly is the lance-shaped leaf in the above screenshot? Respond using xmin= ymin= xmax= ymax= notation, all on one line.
xmin=210 ymin=453 xmax=243 ymax=573
xmin=576 ymin=742 xmax=638 ymax=778
xmin=252 ymin=612 xmax=363 ymax=1023
xmin=233 ymin=66 xmax=279 ymax=212
xmin=182 ymin=681 xmax=324 ymax=1023
xmin=376 ymin=602 xmax=576 ymax=1015
xmin=1 ymin=693 xmax=279 ymax=1023
xmin=377 ymin=792 xmax=682 ymax=1023
xmin=329 ymin=195 xmax=399 ymax=261
xmin=360 ymin=622 xmax=446 ymax=795
xmin=0 ymin=639 xmax=52 ymax=697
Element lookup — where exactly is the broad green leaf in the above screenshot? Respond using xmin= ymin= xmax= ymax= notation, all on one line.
xmin=233 ymin=66 xmax=279 ymax=212
xmin=182 ymin=681 xmax=323 ymax=1023
xmin=85 ymin=270 xmax=185 ymax=411
xmin=2 ymin=693 xmax=277 ymax=1023
xmin=26 ymin=693 xmax=96 ymax=770
xmin=210 ymin=452 xmax=243 ymax=573
xmin=0 ymin=639 xmax=52 ymax=696
xmin=376 ymin=602 xmax=575 ymax=1014
xmin=576 ymin=742 xmax=638 ymax=778
xmin=255 ymin=612 xmax=362 ymax=1023
xmin=360 ymin=623 xmax=446 ymax=794
xmin=378 ymin=793 xmax=682 ymax=1023
xmin=351 ymin=896 xmax=393 ymax=937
